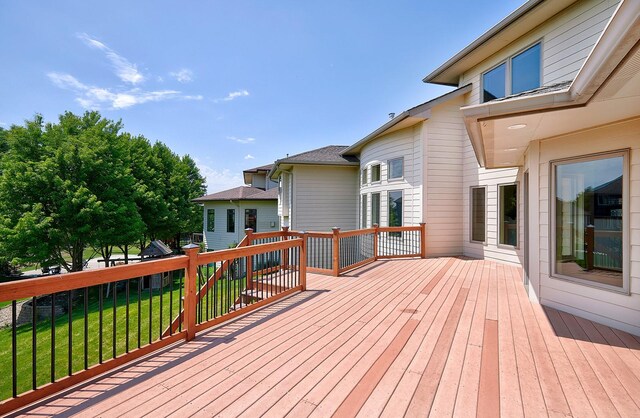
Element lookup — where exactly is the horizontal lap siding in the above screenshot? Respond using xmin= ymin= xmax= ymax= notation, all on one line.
xmin=537 ymin=119 xmax=640 ymax=335
xmin=202 ymin=201 xmax=279 ymax=250
xmin=359 ymin=125 xmax=423 ymax=229
xmin=425 ymin=99 xmax=465 ymax=256
xmin=293 ymin=165 xmax=359 ymax=232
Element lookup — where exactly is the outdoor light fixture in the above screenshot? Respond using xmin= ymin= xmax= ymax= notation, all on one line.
xmin=507 ymin=123 xmax=527 ymax=130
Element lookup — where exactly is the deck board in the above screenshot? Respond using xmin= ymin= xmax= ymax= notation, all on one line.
xmin=12 ymin=257 xmax=640 ymax=418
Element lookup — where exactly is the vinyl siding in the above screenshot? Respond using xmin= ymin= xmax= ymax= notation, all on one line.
xmin=359 ymin=124 xmax=423 ymax=229
xmin=423 ymin=98 xmax=465 ymax=256
xmin=460 ymin=0 xmax=619 ymax=105
xmin=202 ymin=200 xmax=279 ymax=250
xmin=532 ymin=118 xmax=640 ymax=335
xmin=291 ymin=165 xmax=358 ymax=232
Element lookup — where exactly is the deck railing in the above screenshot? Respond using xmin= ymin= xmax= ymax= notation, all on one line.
xmin=0 ymin=223 xmax=423 ymax=414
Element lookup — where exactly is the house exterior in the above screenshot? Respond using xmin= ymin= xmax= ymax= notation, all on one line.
xmin=194 ymin=164 xmax=279 ymax=250
xmin=425 ymin=0 xmax=639 ymax=334
xmin=269 ymin=145 xmax=360 ymax=231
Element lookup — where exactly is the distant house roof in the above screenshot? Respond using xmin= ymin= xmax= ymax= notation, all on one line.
xmin=193 ymin=186 xmax=278 ymax=202
xmin=269 ymin=145 xmax=359 ymax=178
xmin=242 ymin=164 xmax=274 ymax=185
xmin=140 ymin=240 xmax=173 ymax=258
xmin=342 ymin=84 xmax=472 ymax=156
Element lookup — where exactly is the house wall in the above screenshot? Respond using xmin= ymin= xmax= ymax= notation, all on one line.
xmin=524 ymin=118 xmax=640 ymax=335
xmin=423 ymin=97 xmax=466 ymax=256
xmin=250 ymin=173 xmax=278 ymax=190
xmin=358 ymin=124 xmax=423 ymax=229
xmin=460 ymin=0 xmax=620 ymax=104
xmin=202 ymin=200 xmax=279 ymax=250
xmin=291 ymin=165 xmax=359 ymax=232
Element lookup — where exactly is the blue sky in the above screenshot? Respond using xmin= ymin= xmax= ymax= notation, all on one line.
xmin=0 ymin=0 xmax=522 ymax=193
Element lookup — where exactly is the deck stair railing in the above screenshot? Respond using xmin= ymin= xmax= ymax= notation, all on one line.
xmin=0 ymin=223 xmax=424 ymax=414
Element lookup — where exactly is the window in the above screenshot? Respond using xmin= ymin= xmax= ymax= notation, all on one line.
xmin=388 ymin=158 xmax=403 ymax=180
xmin=552 ymin=152 xmax=626 ymax=289
xmin=361 ymin=195 xmax=367 ymax=228
xmin=499 ymin=184 xmax=518 ymax=247
xmin=470 ymin=187 xmax=486 ymax=243
xmin=227 ymin=209 xmax=235 ymax=233
xmin=482 ymin=42 xmax=541 ymax=102
xmin=206 ymin=209 xmax=215 ymax=232
xmin=371 ymin=164 xmax=381 ymax=182
xmin=245 ymin=209 xmax=257 ymax=231
xmin=361 ymin=167 xmax=368 ymax=185
xmin=388 ymin=191 xmax=402 ymax=227
xmin=372 ymin=193 xmax=380 ymax=226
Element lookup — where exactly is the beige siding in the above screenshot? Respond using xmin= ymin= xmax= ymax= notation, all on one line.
xmin=460 ymin=0 xmax=619 ymax=105
xmin=292 ymin=165 xmax=358 ymax=232
xmin=359 ymin=124 xmax=423 ymax=229
xmin=531 ymin=119 xmax=640 ymax=335
xmin=424 ymin=98 xmax=465 ymax=256
xmin=202 ymin=200 xmax=279 ymax=250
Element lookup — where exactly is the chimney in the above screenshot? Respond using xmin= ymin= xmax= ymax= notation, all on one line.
xmin=389 ymin=112 xmax=395 ymax=119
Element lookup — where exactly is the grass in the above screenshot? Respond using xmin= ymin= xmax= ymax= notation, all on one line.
xmin=0 ymin=269 xmax=242 ymax=400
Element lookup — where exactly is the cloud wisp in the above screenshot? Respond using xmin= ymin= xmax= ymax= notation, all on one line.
xmin=195 ymin=160 xmax=245 ymax=194
xmin=47 ymin=72 xmax=202 ymax=110
xmin=77 ymin=33 xmax=144 ymax=85
xmin=170 ymin=69 xmax=193 ymax=83
xmin=244 ymin=154 xmax=255 ymax=160
xmin=227 ymin=136 xmax=256 ymax=144
xmin=215 ymin=89 xmax=250 ymax=103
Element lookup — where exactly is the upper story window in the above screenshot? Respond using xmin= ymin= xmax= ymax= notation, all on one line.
xmin=207 ymin=209 xmax=215 ymax=232
xmin=361 ymin=167 xmax=368 ymax=185
xmin=482 ymin=42 xmax=541 ymax=102
xmin=388 ymin=158 xmax=403 ymax=180
xmin=371 ymin=164 xmax=381 ymax=182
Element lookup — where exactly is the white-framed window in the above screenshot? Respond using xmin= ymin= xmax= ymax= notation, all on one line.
xmin=482 ymin=42 xmax=541 ymax=102
xmin=371 ymin=164 xmax=381 ymax=182
xmin=371 ymin=192 xmax=380 ymax=226
xmin=470 ymin=186 xmax=487 ymax=243
xmin=551 ymin=150 xmax=628 ymax=292
xmin=498 ymin=183 xmax=518 ymax=247
xmin=361 ymin=194 xmax=367 ymax=228
xmin=227 ymin=209 xmax=235 ymax=233
xmin=361 ymin=167 xmax=368 ymax=185
xmin=207 ymin=209 xmax=215 ymax=232
xmin=388 ymin=158 xmax=403 ymax=180
xmin=388 ymin=190 xmax=402 ymax=226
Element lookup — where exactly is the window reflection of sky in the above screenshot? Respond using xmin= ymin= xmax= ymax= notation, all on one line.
xmin=556 ymin=157 xmax=622 ymax=200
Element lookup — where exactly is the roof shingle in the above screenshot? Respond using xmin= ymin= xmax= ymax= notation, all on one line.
xmin=193 ymin=186 xmax=278 ymax=202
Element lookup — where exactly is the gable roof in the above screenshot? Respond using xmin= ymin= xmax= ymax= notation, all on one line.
xmin=342 ymin=84 xmax=472 ymax=156
xmin=423 ymin=0 xmax=579 ymax=86
xmin=269 ymin=145 xmax=359 ymax=178
xmin=192 ymin=186 xmax=278 ymax=202
xmin=243 ymin=164 xmax=274 ymax=185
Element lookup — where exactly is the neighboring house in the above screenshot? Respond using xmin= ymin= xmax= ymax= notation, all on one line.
xmin=194 ymin=165 xmax=279 ymax=250
xmin=269 ymin=145 xmax=360 ymax=231
xmin=425 ymin=0 xmax=639 ymax=334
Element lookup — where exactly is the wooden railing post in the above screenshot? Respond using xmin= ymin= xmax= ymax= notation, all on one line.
xmin=281 ymin=226 xmax=290 ymax=271
xmin=332 ymin=227 xmax=340 ymax=277
xmin=300 ymin=232 xmax=308 ymax=291
xmin=373 ymin=223 xmax=379 ymax=260
xmin=420 ymin=222 xmax=427 ymax=259
xmin=245 ymin=228 xmax=254 ymax=289
xmin=182 ymin=243 xmax=199 ymax=342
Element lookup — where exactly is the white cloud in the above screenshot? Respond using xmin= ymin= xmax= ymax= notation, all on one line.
xmin=0 ymin=122 xmax=8 ymax=127
xmin=216 ymin=89 xmax=249 ymax=102
xmin=77 ymin=33 xmax=145 ymax=85
xmin=47 ymin=72 xmax=201 ymax=110
xmin=170 ymin=68 xmax=193 ymax=83
xmin=227 ymin=136 xmax=255 ymax=144
xmin=195 ymin=160 xmax=244 ymax=193
xmin=244 ymin=154 xmax=255 ymax=160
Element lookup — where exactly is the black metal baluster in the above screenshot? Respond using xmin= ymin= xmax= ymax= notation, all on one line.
xmin=12 ymin=300 xmax=17 ymax=397
xmin=32 ymin=296 xmax=37 ymax=389
xmin=179 ymin=272 xmax=183 ymax=331
xmin=148 ymin=280 xmax=152 ymax=344
xmin=98 ymin=285 xmax=103 ymax=364
xmin=113 ymin=282 xmax=117 ymax=359
xmin=159 ymin=274 xmax=163 ymax=340
xmin=213 ymin=263 xmax=218 ymax=318
xmin=205 ymin=265 xmax=210 ymax=321
xmin=68 ymin=290 xmax=72 ymax=376
xmin=51 ymin=292 xmax=56 ymax=381
xmin=84 ymin=288 xmax=88 ymax=369
xmin=126 ymin=280 xmax=130 ymax=352
xmin=137 ymin=278 xmax=142 ymax=348
xmin=169 ymin=271 xmax=174 ymax=336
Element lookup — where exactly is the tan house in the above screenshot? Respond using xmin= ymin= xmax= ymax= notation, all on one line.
xmin=194 ymin=164 xmax=279 ymax=250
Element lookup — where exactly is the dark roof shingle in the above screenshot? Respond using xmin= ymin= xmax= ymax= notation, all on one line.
xmin=193 ymin=186 xmax=278 ymax=202
xmin=276 ymin=145 xmax=359 ymax=165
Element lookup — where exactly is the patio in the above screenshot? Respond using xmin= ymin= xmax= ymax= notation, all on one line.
xmin=11 ymin=257 xmax=640 ymax=417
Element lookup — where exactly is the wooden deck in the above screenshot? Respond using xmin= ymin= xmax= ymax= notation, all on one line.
xmin=11 ymin=257 xmax=640 ymax=417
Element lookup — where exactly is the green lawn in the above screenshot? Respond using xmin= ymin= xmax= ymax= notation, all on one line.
xmin=0 ymin=269 xmax=242 ymax=401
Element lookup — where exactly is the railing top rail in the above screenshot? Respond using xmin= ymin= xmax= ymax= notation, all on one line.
xmin=197 ymin=238 xmax=302 ymax=264
xmin=0 ymin=255 xmax=189 ymax=302
xmin=378 ymin=225 xmax=422 ymax=232
xmin=248 ymin=230 xmax=287 ymax=240
xmin=339 ymin=228 xmax=376 ymax=238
